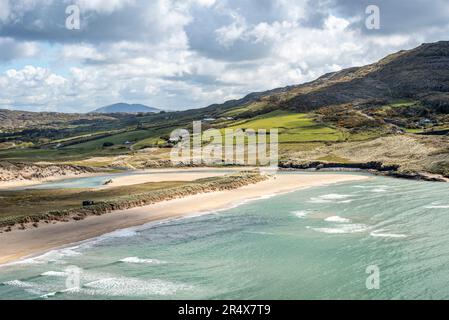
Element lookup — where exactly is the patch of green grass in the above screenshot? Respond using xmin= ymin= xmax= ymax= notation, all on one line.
xmin=64 ymin=130 xmax=154 ymax=150
xmin=381 ymin=100 xmax=418 ymax=111
xmin=0 ymin=148 xmax=83 ymax=162
xmin=224 ymin=111 xmax=345 ymax=143
xmin=388 ymin=100 xmax=417 ymax=108
xmin=51 ymin=130 xmax=120 ymax=144
xmin=222 ymin=101 xmax=269 ymax=118
xmin=405 ymin=128 xmax=425 ymax=133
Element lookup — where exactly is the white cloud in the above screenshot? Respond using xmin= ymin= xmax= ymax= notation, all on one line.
xmin=0 ymin=0 xmax=447 ymax=112
xmin=0 ymin=0 xmax=10 ymax=22
xmin=0 ymin=37 xmax=39 ymax=61
xmin=61 ymin=44 xmax=105 ymax=62
xmin=76 ymin=0 xmax=135 ymax=14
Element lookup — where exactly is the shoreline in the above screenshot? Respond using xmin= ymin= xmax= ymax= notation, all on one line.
xmin=0 ymin=167 xmax=254 ymax=190
xmin=0 ymin=173 xmax=369 ymax=265
xmin=0 ymin=171 xmax=108 ymax=190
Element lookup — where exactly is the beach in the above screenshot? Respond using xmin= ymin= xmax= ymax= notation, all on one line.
xmin=0 ymin=173 xmax=369 ymax=265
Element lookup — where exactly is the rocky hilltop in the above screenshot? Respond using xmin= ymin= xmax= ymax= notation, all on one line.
xmin=201 ymin=41 xmax=449 ymax=115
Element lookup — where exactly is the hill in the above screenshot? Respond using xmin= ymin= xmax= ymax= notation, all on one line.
xmin=0 ymin=41 xmax=448 ymax=178
xmin=196 ymin=41 xmax=449 ymax=119
xmin=91 ymin=103 xmax=160 ymax=114
xmin=0 ymin=109 xmax=115 ymax=131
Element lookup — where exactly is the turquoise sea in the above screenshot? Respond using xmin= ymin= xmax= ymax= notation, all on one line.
xmin=1 ymin=173 xmax=449 ymax=299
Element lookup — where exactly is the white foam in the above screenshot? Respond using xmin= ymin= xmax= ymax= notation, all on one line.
xmin=370 ymin=230 xmax=407 ymax=238
xmin=320 ymin=194 xmax=352 ymax=200
xmin=308 ymin=197 xmax=331 ymax=204
xmin=3 ymin=280 xmax=33 ymax=288
xmin=81 ymin=277 xmax=192 ymax=297
xmin=325 ymin=216 xmax=350 ymax=223
xmin=41 ymin=271 xmax=68 ymax=277
xmin=40 ymin=292 xmax=57 ymax=299
xmin=307 ymin=224 xmax=370 ymax=234
xmin=120 ymin=257 xmax=165 ymax=265
xmin=97 ymin=229 xmax=138 ymax=240
xmin=308 ymin=194 xmax=354 ymax=204
xmin=246 ymin=231 xmax=276 ymax=236
xmin=424 ymin=205 xmax=449 ymax=209
xmin=1 ymin=246 xmax=83 ymax=268
xmin=292 ymin=210 xmax=311 ymax=218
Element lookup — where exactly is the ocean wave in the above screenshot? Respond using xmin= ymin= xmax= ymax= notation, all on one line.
xmin=424 ymin=204 xmax=449 ymax=209
xmin=41 ymin=271 xmax=68 ymax=277
xmin=245 ymin=231 xmax=277 ymax=236
xmin=370 ymin=230 xmax=407 ymax=238
xmin=292 ymin=210 xmax=311 ymax=218
xmin=119 ymin=257 xmax=165 ymax=265
xmin=81 ymin=277 xmax=192 ymax=297
xmin=97 ymin=229 xmax=138 ymax=240
xmin=3 ymin=247 xmax=81 ymax=267
xmin=352 ymin=185 xmax=391 ymax=193
xmin=308 ymin=193 xmax=355 ymax=204
xmin=307 ymin=223 xmax=370 ymax=234
xmin=320 ymin=194 xmax=352 ymax=200
xmin=325 ymin=216 xmax=351 ymax=223
xmin=3 ymin=280 xmax=33 ymax=288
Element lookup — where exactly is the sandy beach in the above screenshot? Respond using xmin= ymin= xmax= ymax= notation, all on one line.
xmin=0 ymin=173 xmax=369 ymax=265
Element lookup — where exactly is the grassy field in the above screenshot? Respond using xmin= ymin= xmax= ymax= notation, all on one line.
xmin=64 ymin=130 xmax=155 ymax=150
xmin=224 ymin=110 xmax=345 ymax=143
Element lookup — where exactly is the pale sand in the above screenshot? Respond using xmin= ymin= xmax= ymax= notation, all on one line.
xmin=0 ymin=173 xmax=369 ymax=265
xmin=0 ymin=172 xmax=103 ymax=190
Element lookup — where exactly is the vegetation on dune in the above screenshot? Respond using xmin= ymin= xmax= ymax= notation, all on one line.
xmin=0 ymin=171 xmax=267 ymax=231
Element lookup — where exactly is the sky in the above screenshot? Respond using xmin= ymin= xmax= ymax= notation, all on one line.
xmin=0 ymin=0 xmax=448 ymax=113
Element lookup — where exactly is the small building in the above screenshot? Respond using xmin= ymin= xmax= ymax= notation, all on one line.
xmin=169 ymin=136 xmax=181 ymax=142
xmin=418 ymin=118 xmax=434 ymax=126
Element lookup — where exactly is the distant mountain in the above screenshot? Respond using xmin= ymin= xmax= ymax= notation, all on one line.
xmin=0 ymin=109 xmax=115 ymax=130
xmin=91 ymin=103 xmax=160 ymax=114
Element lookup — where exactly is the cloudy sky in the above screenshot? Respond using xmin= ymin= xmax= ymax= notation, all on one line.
xmin=0 ymin=0 xmax=448 ymax=113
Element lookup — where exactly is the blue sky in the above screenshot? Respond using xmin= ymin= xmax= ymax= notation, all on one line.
xmin=0 ymin=0 xmax=448 ymax=113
